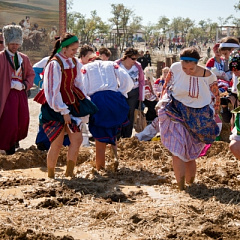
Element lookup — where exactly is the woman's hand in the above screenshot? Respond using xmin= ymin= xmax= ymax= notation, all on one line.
xmin=63 ymin=114 xmax=71 ymax=124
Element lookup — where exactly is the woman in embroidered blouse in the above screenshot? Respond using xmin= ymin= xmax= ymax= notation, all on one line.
xmin=115 ymin=48 xmax=145 ymax=138
xmin=81 ymin=59 xmax=133 ymax=170
xmin=34 ymin=33 xmax=87 ymax=178
xmin=158 ymin=47 xmax=220 ymax=190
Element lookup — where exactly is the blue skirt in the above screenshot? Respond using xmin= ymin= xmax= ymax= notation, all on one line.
xmin=89 ymin=90 xmax=129 ymax=145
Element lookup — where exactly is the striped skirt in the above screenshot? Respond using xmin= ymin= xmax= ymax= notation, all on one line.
xmin=158 ymin=108 xmax=205 ymax=162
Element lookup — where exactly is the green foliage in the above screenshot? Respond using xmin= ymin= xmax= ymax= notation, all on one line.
xmin=67 ymin=10 xmax=109 ymax=44
xmin=234 ymin=1 xmax=240 ymax=10
xmin=143 ymin=24 xmax=155 ymax=43
xmin=108 ymin=4 xmax=142 ymax=53
xmin=67 ymin=2 xmax=240 ymax=47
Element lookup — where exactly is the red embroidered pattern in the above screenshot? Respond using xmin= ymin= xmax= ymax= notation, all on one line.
xmin=114 ymin=63 xmax=119 ymax=69
xmin=188 ymin=76 xmax=199 ymax=98
xmin=81 ymin=68 xmax=86 ymax=74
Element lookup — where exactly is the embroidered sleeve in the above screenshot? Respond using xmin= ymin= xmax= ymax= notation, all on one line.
xmin=113 ymin=63 xmax=119 ymax=69
xmin=210 ymin=81 xmax=220 ymax=114
xmin=43 ymin=61 xmax=70 ymax=115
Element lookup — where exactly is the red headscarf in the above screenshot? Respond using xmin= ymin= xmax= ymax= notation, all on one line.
xmin=213 ymin=43 xmax=220 ymax=52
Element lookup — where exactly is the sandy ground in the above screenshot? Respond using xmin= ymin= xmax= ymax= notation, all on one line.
xmin=1 ymin=51 xmax=240 ymax=239
xmin=1 ymin=136 xmax=240 ymax=239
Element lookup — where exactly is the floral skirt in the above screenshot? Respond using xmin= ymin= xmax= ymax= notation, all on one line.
xmin=158 ymin=96 xmax=220 ymax=162
xmin=164 ymin=96 xmax=219 ymax=144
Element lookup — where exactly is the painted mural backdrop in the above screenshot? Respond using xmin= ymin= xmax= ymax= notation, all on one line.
xmin=0 ymin=0 xmax=59 ymax=63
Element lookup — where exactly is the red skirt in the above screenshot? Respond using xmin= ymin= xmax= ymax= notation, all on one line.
xmin=0 ymin=89 xmax=29 ymax=150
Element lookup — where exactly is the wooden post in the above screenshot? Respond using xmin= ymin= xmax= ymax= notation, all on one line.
xmin=156 ymin=61 xmax=165 ymax=78
xmin=59 ymin=0 xmax=67 ymax=36
xmin=165 ymin=57 xmax=171 ymax=67
xmin=172 ymin=54 xmax=177 ymax=64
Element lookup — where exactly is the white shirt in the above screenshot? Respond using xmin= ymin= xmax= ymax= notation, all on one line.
xmin=43 ymin=53 xmax=85 ymax=115
xmin=119 ymin=63 xmax=139 ymax=89
xmin=6 ymin=49 xmax=23 ymax=82
xmin=231 ymin=73 xmax=239 ymax=94
xmin=81 ymin=60 xmax=134 ymax=98
xmin=170 ymin=62 xmax=217 ymax=108
xmin=33 ymin=56 xmax=49 ymax=68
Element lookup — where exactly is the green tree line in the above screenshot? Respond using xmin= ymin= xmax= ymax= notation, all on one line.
xmin=67 ymin=1 xmax=240 ymax=51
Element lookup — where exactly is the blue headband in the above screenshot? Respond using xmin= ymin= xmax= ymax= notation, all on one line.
xmin=180 ymin=56 xmax=199 ymax=62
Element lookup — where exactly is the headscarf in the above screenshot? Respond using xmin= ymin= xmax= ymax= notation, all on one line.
xmin=213 ymin=43 xmax=220 ymax=52
xmin=57 ymin=35 xmax=78 ymax=53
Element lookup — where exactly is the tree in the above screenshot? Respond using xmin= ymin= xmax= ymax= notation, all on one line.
xmin=67 ymin=11 xmax=109 ymax=44
xmin=231 ymin=17 xmax=240 ymax=36
xmin=156 ymin=16 xmax=170 ymax=45
xmin=207 ymin=22 xmax=218 ymax=41
xmin=143 ymin=23 xmax=155 ymax=45
xmin=179 ymin=18 xmax=195 ymax=40
xmin=109 ymin=4 xmax=142 ymax=53
xmin=157 ymin=16 xmax=170 ymax=34
xmin=234 ymin=1 xmax=240 ymax=10
xmin=128 ymin=16 xmax=142 ymax=46
xmin=187 ymin=27 xmax=202 ymax=44
xmin=109 ymin=4 xmax=132 ymax=52
xmin=170 ymin=17 xmax=182 ymax=40
xmin=198 ymin=20 xmax=208 ymax=31
xmin=67 ymin=12 xmax=86 ymax=39
xmin=66 ymin=1 xmax=239 ymax=50
xmin=67 ymin=0 xmax=73 ymax=12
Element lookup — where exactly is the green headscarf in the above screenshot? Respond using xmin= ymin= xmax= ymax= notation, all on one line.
xmin=57 ymin=35 xmax=78 ymax=53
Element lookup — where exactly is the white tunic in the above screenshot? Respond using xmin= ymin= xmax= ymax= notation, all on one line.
xmin=81 ymin=60 xmax=134 ymax=98
xmin=43 ymin=53 xmax=85 ymax=115
xmin=170 ymin=62 xmax=217 ymax=108
xmin=33 ymin=56 xmax=49 ymax=68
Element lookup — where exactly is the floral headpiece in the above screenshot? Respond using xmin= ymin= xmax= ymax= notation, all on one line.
xmin=229 ymin=48 xmax=240 ymax=71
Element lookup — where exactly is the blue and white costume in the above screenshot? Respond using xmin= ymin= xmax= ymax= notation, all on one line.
xmin=81 ymin=60 xmax=134 ymax=144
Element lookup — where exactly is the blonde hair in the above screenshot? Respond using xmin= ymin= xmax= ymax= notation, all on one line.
xmin=144 ymin=66 xmax=155 ymax=84
xmin=162 ymin=67 xmax=170 ymax=73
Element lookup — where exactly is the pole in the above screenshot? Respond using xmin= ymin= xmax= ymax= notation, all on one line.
xmin=59 ymin=0 xmax=67 ymax=36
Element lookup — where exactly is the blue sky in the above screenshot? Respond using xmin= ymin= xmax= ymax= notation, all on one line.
xmin=70 ymin=0 xmax=239 ymax=26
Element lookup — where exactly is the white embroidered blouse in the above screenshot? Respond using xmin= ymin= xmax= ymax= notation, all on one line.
xmin=81 ymin=60 xmax=134 ymax=98
xmin=169 ymin=62 xmax=218 ymax=108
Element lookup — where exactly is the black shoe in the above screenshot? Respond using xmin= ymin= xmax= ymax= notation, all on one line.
xmin=6 ymin=145 xmax=16 ymax=155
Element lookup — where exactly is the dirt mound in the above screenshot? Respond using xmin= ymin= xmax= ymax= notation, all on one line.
xmin=0 ymin=146 xmax=92 ymax=170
